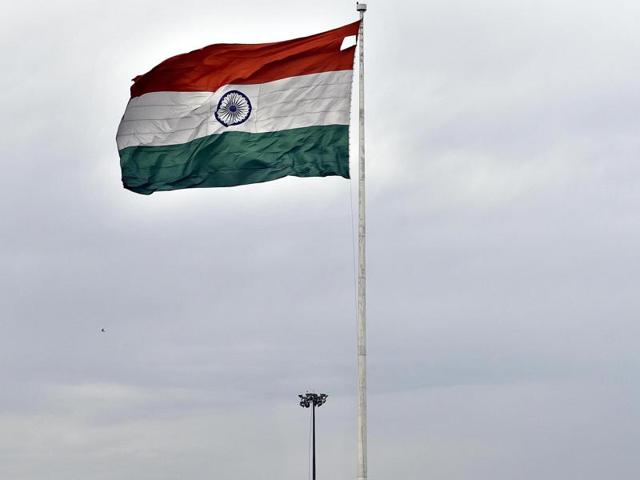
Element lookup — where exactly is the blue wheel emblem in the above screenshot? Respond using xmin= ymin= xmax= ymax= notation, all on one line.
xmin=215 ymin=90 xmax=252 ymax=126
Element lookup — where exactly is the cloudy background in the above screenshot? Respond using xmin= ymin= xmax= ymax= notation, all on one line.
xmin=2 ymin=0 xmax=640 ymax=478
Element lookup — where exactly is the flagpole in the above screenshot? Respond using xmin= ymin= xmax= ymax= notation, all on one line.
xmin=356 ymin=4 xmax=368 ymax=480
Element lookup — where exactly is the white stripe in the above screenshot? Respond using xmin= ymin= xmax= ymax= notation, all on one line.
xmin=116 ymin=70 xmax=353 ymax=150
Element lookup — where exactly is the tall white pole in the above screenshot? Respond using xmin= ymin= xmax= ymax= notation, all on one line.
xmin=356 ymin=4 xmax=367 ymax=480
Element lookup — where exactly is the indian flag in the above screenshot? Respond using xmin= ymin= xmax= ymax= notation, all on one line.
xmin=116 ymin=21 xmax=360 ymax=195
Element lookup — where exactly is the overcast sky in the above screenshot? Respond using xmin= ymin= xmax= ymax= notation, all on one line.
xmin=2 ymin=1 xmax=640 ymax=479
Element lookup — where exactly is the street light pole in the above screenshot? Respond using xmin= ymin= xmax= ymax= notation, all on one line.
xmin=312 ymin=401 xmax=316 ymax=480
xmin=299 ymin=393 xmax=328 ymax=480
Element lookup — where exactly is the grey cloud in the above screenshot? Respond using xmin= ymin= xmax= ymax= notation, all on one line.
xmin=2 ymin=1 xmax=640 ymax=479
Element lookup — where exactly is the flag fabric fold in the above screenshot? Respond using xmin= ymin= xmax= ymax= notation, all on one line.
xmin=116 ymin=21 xmax=360 ymax=194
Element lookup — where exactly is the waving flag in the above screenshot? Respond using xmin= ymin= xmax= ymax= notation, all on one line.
xmin=116 ymin=21 xmax=360 ymax=194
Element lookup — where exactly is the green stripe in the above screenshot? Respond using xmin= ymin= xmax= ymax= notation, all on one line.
xmin=119 ymin=125 xmax=349 ymax=195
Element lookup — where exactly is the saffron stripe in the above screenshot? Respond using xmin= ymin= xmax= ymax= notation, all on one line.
xmin=130 ymin=21 xmax=360 ymax=97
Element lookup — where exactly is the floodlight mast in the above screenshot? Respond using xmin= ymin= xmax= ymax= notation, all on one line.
xmin=299 ymin=393 xmax=328 ymax=480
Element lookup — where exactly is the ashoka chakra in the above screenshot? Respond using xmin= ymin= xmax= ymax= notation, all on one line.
xmin=215 ymin=90 xmax=252 ymax=127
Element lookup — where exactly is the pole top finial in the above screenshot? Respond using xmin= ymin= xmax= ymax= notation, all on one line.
xmin=357 ymin=2 xmax=367 ymax=12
